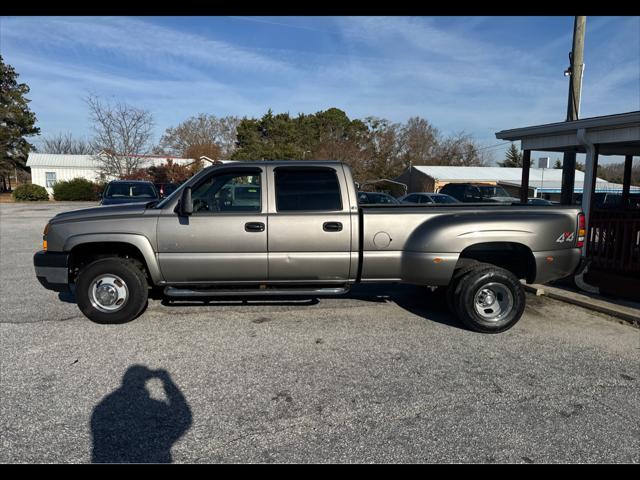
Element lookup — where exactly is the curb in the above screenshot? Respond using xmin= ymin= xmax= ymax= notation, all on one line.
xmin=522 ymin=283 xmax=640 ymax=327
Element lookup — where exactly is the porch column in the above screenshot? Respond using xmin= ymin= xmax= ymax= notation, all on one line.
xmin=621 ymin=155 xmax=633 ymax=209
xmin=581 ymin=143 xmax=599 ymax=237
xmin=561 ymin=151 xmax=577 ymax=205
xmin=520 ymin=149 xmax=531 ymax=203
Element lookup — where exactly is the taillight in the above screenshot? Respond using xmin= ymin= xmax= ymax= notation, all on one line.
xmin=576 ymin=213 xmax=585 ymax=248
xmin=43 ymin=223 xmax=50 ymax=251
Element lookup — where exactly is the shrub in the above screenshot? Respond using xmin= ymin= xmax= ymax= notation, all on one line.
xmin=52 ymin=178 xmax=96 ymax=201
xmin=12 ymin=183 xmax=49 ymax=201
xmin=92 ymin=181 xmax=108 ymax=199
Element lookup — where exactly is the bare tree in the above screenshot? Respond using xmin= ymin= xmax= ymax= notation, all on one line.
xmin=399 ymin=117 xmax=440 ymax=168
xmin=41 ymin=132 xmax=93 ymax=154
xmin=86 ymin=95 xmax=155 ymax=177
xmin=157 ymin=114 xmax=240 ymax=160
xmin=434 ymin=132 xmax=489 ymax=166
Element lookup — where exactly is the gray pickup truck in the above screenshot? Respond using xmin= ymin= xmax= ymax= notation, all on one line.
xmin=34 ymin=161 xmax=584 ymax=333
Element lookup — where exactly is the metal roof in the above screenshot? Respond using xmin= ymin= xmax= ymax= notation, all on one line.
xmin=495 ymin=111 xmax=640 ymax=140
xmin=26 ymin=153 xmax=194 ymax=168
xmin=410 ymin=165 xmax=603 ymax=183
xmin=498 ymin=179 xmax=640 ymax=194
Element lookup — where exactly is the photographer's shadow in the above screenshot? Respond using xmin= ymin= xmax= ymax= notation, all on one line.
xmin=91 ymin=365 xmax=192 ymax=463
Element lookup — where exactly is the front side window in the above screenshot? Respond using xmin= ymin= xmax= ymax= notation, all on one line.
xmin=478 ymin=185 xmax=509 ymax=198
xmin=45 ymin=172 xmax=56 ymax=188
xmin=275 ymin=168 xmax=342 ymax=212
xmin=191 ymin=171 xmax=261 ymax=214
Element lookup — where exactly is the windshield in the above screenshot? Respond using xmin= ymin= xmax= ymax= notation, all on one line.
xmin=477 ymin=186 xmax=510 ymax=198
xmin=105 ymin=183 xmax=157 ymax=198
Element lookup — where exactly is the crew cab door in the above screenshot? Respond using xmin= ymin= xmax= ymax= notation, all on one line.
xmin=156 ymin=167 xmax=268 ymax=283
xmin=267 ymin=165 xmax=352 ymax=281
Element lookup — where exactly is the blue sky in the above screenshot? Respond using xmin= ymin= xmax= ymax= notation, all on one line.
xmin=1 ymin=16 xmax=639 ymax=164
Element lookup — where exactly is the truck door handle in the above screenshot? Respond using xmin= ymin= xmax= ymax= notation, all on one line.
xmin=323 ymin=222 xmax=343 ymax=232
xmin=245 ymin=222 xmax=265 ymax=232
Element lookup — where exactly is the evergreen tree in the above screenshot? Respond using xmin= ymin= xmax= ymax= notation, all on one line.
xmin=497 ymin=143 xmax=523 ymax=167
xmin=0 ymin=55 xmax=40 ymax=190
xmin=553 ymin=159 xmax=562 ymax=169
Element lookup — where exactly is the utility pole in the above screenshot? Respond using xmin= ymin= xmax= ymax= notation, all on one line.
xmin=561 ymin=16 xmax=586 ymax=205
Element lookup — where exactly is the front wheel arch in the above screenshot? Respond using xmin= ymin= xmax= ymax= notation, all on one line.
xmin=75 ymin=257 xmax=149 ymax=324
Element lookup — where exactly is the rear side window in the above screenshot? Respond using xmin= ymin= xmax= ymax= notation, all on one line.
xmin=275 ymin=167 xmax=342 ymax=212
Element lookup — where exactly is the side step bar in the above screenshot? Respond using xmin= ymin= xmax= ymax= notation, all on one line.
xmin=164 ymin=286 xmax=350 ymax=298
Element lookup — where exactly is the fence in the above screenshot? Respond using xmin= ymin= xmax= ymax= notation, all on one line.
xmin=586 ymin=209 xmax=640 ymax=276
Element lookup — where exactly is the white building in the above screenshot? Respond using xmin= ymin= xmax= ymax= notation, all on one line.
xmin=26 ymin=153 xmax=200 ymax=195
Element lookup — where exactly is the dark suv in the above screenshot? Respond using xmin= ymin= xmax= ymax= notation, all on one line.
xmin=439 ymin=183 xmax=520 ymax=203
xmin=100 ymin=180 xmax=160 ymax=206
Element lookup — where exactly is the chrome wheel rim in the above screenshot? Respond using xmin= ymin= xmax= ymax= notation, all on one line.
xmin=473 ymin=282 xmax=513 ymax=322
xmin=89 ymin=274 xmax=129 ymax=313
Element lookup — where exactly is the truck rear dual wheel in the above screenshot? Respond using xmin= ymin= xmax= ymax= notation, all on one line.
xmin=75 ymin=258 xmax=148 ymax=324
xmin=450 ymin=263 xmax=525 ymax=333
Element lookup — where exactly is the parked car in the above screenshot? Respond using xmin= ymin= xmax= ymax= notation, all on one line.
xmin=357 ymin=191 xmax=399 ymax=205
xmin=34 ymin=161 xmax=584 ymax=333
xmin=439 ymin=183 xmax=520 ymax=203
xmin=527 ymin=198 xmax=556 ymax=205
xmin=100 ymin=180 xmax=160 ymax=206
xmin=399 ymin=192 xmax=460 ymax=204
xmin=154 ymin=183 xmax=179 ymax=198
xmin=575 ymin=192 xmax=640 ymax=209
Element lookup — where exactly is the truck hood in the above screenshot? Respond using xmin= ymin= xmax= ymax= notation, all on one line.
xmin=51 ymin=202 xmax=153 ymax=224
xmin=100 ymin=197 xmax=157 ymax=205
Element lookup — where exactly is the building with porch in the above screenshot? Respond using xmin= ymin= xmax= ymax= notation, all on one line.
xmin=394 ymin=165 xmax=637 ymax=202
xmin=495 ymin=111 xmax=640 ymax=300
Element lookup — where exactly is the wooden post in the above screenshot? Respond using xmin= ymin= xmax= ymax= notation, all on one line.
xmin=589 ymin=144 xmax=599 ymax=202
xmin=521 ymin=150 xmax=531 ymax=203
xmin=621 ymin=155 xmax=633 ymax=209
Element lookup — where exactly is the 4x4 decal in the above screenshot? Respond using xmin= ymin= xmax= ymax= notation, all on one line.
xmin=556 ymin=231 xmax=575 ymax=243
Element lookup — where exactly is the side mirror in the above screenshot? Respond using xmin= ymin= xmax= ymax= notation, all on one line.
xmin=180 ymin=187 xmax=193 ymax=216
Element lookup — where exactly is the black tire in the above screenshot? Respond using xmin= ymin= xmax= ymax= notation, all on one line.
xmin=76 ymin=258 xmax=148 ymax=324
xmin=445 ymin=260 xmax=482 ymax=313
xmin=451 ymin=264 xmax=525 ymax=333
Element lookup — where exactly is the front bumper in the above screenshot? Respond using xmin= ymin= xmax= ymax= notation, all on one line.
xmin=33 ymin=250 xmax=70 ymax=292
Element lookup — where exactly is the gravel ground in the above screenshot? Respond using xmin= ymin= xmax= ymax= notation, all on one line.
xmin=1 ymin=202 xmax=638 ymax=463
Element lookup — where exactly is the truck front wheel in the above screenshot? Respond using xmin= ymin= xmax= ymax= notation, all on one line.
xmin=452 ymin=264 xmax=525 ymax=333
xmin=75 ymin=258 xmax=148 ymax=324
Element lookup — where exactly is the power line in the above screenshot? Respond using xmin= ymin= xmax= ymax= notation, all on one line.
xmin=476 ymin=141 xmax=512 ymax=152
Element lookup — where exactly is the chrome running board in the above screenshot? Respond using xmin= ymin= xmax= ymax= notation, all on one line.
xmin=163 ymin=286 xmax=350 ymax=297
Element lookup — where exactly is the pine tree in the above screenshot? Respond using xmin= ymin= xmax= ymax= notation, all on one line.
xmin=498 ymin=143 xmax=523 ymax=167
xmin=0 ymin=55 xmax=40 ymax=190
xmin=553 ymin=159 xmax=562 ymax=169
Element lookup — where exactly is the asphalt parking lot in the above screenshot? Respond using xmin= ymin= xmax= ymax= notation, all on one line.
xmin=1 ymin=201 xmax=638 ymax=463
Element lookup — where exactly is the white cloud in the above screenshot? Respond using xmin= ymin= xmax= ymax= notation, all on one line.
xmin=1 ymin=15 xmax=637 ymax=163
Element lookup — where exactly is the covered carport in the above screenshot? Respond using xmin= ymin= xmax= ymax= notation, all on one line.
xmin=495 ymin=111 xmax=640 ymax=300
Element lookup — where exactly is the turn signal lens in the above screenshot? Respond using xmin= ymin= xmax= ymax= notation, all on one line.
xmin=576 ymin=213 xmax=585 ymax=248
xmin=43 ymin=223 xmax=50 ymax=251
